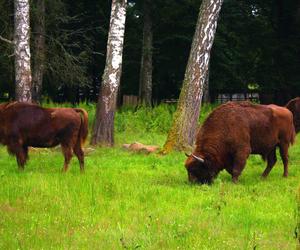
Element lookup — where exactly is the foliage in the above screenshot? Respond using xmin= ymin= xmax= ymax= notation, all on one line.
xmin=42 ymin=0 xmax=102 ymax=94
xmin=116 ymin=104 xmax=176 ymax=134
xmin=1 ymin=0 xmax=300 ymax=103
xmin=0 ymin=118 xmax=299 ymax=249
xmin=0 ymin=0 xmax=14 ymax=98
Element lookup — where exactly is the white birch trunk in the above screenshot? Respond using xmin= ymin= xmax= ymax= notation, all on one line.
xmin=14 ymin=0 xmax=32 ymax=102
xmin=91 ymin=0 xmax=127 ymax=146
xmin=203 ymin=65 xmax=210 ymax=103
xmin=163 ymin=0 xmax=223 ymax=153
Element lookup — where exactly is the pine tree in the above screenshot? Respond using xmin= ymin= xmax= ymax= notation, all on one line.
xmin=32 ymin=0 xmax=45 ymax=103
xmin=138 ymin=0 xmax=153 ymax=106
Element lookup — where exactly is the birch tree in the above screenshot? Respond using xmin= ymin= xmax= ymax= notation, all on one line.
xmin=163 ymin=0 xmax=223 ymax=153
xmin=138 ymin=0 xmax=153 ymax=106
xmin=14 ymin=0 xmax=32 ymax=102
xmin=202 ymin=65 xmax=210 ymax=103
xmin=91 ymin=0 xmax=127 ymax=146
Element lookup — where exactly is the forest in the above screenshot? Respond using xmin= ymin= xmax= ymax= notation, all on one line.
xmin=1 ymin=0 xmax=300 ymax=104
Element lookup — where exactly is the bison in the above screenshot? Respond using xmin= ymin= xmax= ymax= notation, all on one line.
xmin=185 ymin=101 xmax=295 ymax=184
xmin=286 ymin=97 xmax=300 ymax=133
xmin=0 ymin=102 xmax=88 ymax=172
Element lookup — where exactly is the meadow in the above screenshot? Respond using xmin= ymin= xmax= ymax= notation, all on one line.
xmin=0 ymin=103 xmax=299 ymax=249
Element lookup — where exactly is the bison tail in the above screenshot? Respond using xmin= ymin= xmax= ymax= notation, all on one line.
xmin=74 ymin=108 xmax=89 ymax=146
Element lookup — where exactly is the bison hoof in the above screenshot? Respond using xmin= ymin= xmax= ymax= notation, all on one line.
xmin=232 ymin=177 xmax=238 ymax=184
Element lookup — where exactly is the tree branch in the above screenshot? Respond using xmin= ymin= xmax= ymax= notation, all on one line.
xmin=92 ymin=51 xmax=104 ymax=56
xmin=0 ymin=35 xmax=14 ymax=45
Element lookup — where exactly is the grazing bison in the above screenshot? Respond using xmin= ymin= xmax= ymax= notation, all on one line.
xmin=185 ymin=101 xmax=295 ymax=184
xmin=0 ymin=102 xmax=88 ymax=172
xmin=286 ymin=97 xmax=300 ymax=133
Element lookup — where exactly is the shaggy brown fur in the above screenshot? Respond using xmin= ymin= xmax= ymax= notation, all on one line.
xmin=286 ymin=97 xmax=300 ymax=133
xmin=0 ymin=102 xmax=88 ymax=172
xmin=185 ymin=101 xmax=295 ymax=184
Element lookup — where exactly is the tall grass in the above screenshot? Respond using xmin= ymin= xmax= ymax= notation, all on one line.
xmin=297 ymin=188 xmax=300 ymax=249
xmin=115 ymin=104 xmax=177 ymax=146
xmin=0 ymin=102 xmax=299 ymax=249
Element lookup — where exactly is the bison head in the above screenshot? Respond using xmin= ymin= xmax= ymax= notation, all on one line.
xmin=185 ymin=154 xmax=214 ymax=184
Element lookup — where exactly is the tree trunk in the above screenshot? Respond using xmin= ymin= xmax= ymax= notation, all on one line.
xmin=14 ymin=0 xmax=32 ymax=102
xmin=202 ymin=66 xmax=210 ymax=103
xmin=32 ymin=0 xmax=45 ymax=103
xmin=91 ymin=0 xmax=127 ymax=146
xmin=163 ymin=0 xmax=223 ymax=153
xmin=138 ymin=0 xmax=153 ymax=106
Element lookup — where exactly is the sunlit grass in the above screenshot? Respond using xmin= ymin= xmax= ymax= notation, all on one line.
xmin=0 ymin=103 xmax=299 ymax=249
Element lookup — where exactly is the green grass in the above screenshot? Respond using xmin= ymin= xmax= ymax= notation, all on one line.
xmin=0 ymin=103 xmax=299 ymax=249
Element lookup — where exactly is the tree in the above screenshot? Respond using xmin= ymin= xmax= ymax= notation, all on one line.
xmin=202 ymin=65 xmax=210 ymax=103
xmin=31 ymin=0 xmax=45 ymax=103
xmin=14 ymin=0 xmax=32 ymax=102
xmin=43 ymin=0 xmax=97 ymax=102
xmin=0 ymin=0 xmax=14 ymax=99
xmin=163 ymin=0 xmax=223 ymax=153
xmin=138 ymin=0 xmax=153 ymax=106
xmin=1 ymin=0 xmax=300 ymax=103
xmin=91 ymin=0 xmax=127 ymax=146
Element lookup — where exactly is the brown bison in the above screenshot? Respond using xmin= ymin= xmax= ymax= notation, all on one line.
xmin=286 ymin=97 xmax=300 ymax=133
xmin=0 ymin=102 xmax=88 ymax=172
xmin=185 ymin=101 xmax=295 ymax=184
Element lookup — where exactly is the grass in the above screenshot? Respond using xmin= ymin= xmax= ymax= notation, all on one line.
xmin=0 ymin=103 xmax=299 ymax=249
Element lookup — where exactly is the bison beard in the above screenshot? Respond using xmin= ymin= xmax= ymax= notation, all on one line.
xmin=0 ymin=102 xmax=88 ymax=172
xmin=185 ymin=101 xmax=295 ymax=184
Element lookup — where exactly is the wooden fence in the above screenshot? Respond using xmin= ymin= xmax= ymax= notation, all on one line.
xmin=216 ymin=93 xmax=259 ymax=103
xmin=122 ymin=95 xmax=138 ymax=107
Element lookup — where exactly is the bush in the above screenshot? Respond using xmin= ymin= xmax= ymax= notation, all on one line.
xmin=115 ymin=104 xmax=176 ymax=134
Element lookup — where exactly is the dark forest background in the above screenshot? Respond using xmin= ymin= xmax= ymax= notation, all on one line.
xmin=1 ymin=0 xmax=300 ymax=105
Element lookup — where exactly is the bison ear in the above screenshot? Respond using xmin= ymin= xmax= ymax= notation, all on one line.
xmin=184 ymin=149 xmax=193 ymax=157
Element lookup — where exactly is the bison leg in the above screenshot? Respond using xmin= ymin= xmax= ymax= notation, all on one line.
xmin=231 ymin=150 xmax=249 ymax=183
xmin=16 ymin=146 xmax=28 ymax=170
xmin=261 ymin=148 xmax=277 ymax=178
xmin=73 ymin=141 xmax=84 ymax=173
xmin=279 ymin=143 xmax=289 ymax=177
xmin=8 ymin=141 xmax=28 ymax=170
xmin=61 ymin=145 xmax=73 ymax=172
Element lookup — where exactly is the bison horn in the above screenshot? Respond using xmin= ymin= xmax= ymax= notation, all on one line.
xmin=185 ymin=153 xmax=190 ymax=157
xmin=191 ymin=153 xmax=204 ymax=163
